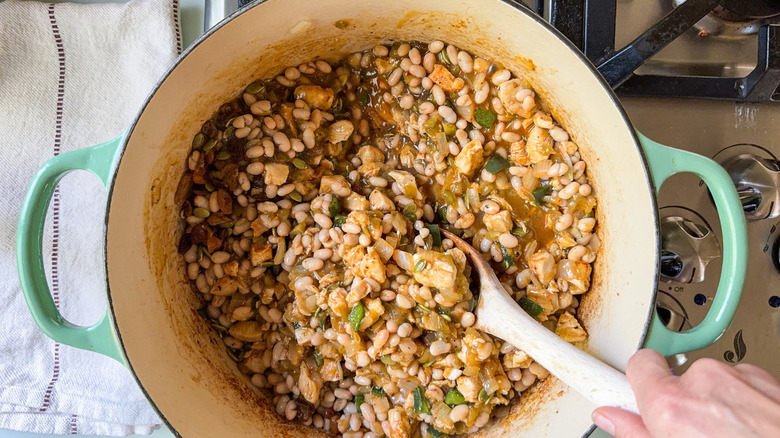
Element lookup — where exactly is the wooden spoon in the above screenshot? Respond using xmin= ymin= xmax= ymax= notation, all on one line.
xmin=441 ymin=229 xmax=639 ymax=413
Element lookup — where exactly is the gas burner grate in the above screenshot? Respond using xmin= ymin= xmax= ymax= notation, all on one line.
xmin=546 ymin=0 xmax=780 ymax=101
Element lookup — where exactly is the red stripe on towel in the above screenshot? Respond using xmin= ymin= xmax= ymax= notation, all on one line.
xmin=173 ymin=0 xmax=182 ymax=54
xmin=40 ymin=2 xmax=66 ymax=412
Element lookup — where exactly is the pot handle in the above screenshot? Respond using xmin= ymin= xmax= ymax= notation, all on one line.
xmin=638 ymin=132 xmax=748 ymax=356
xmin=16 ymin=136 xmax=126 ymax=365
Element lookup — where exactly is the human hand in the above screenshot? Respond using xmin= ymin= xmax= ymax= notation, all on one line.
xmin=592 ymin=349 xmax=780 ymax=437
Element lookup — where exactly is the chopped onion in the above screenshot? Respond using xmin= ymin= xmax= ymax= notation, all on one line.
xmin=432 ymin=401 xmax=454 ymax=428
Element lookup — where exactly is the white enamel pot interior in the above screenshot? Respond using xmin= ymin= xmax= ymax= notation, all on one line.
xmin=105 ymin=0 xmax=658 ymax=436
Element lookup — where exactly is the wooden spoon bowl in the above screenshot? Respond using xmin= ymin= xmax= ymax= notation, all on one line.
xmin=441 ymin=229 xmax=638 ymax=413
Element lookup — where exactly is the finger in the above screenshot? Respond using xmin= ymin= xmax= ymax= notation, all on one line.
xmin=625 ymin=349 xmax=674 ymax=399
xmin=735 ymin=363 xmax=780 ymax=404
xmin=593 ymin=407 xmax=652 ymax=438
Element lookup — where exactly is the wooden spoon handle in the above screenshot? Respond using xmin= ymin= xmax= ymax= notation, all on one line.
xmin=477 ymin=286 xmax=639 ymax=413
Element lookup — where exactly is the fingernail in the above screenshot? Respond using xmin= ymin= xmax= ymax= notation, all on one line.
xmin=592 ymin=412 xmax=616 ymax=436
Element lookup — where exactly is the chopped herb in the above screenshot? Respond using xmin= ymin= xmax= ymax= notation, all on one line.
xmin=413 ymin=259 xmax=427 ymax=273
xmin=292 ymin=158 xmax=308 ymax=169
xmin=426 ymin=224 xmax=442 ymax=247
xmin=333 ymin=214 xmax=347 ymax=228
xmin=427 ymin=426 xmax=448 ymax=438
xmin=444 ymin=388 xmax=467 ymax=406
xmin=485 ymin=154 xmax=511 ymax=174
xmin=416 ymin=303 xmax=431 ymax=313
xmin=519 ymin=297 xmax=544 ymax=318
xmin=478 ymin=388 xmax=492 ymax=403
xmin=474 ymin=107 xmax=497 ymax=129
xmin=293 ymin=321 xmax=301 ymax=329
xmin=533 ymin=184 xmax=553 ymax=205
xmin=438 ymin=205 xmax=448 ymax=222
xmin=289 ymin=191 xmax=302 ymax=202
xmin=328 ymin=196 xmax=342 ymax=217
xmin=380 ymin=354 xmax=396 ymax=365
xmin=319 ymin=315 xmax=328 ymax=331
xmin=354 ymin=394 xmax=365 ymax=413
xmin=261 ymin=260 xmax=274 ymax=267
xmin=440 ymin=312 xmax=452 ymax=322
xmin=422 ymin=360 xmax=436 ymax=367
xmin=413 ymin=386 xmax=431 ymax=414
xmin=371 ymin=386 xmax=387 ymax=397
xmin=314 ymin=355 xmax=324 ymax=367
xmin=500 ymin=246 xmax=515 ymax=267
xmin=348 ymin=301 xmax=365 ymax=332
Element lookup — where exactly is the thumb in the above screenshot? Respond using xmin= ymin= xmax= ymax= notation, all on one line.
xmin=592 ymin=407 xmax=652 ymax=438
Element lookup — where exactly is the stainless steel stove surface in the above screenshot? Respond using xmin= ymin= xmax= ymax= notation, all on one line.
xmin=624 ymin=97 xmax=780 ymax=375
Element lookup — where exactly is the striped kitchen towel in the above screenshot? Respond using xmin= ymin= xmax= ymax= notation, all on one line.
xmin=0 ymin=0 xmax=180 ymax=434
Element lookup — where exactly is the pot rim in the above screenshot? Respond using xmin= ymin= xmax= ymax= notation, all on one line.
xmin=103 ymin=1 xmax=661 ymax=435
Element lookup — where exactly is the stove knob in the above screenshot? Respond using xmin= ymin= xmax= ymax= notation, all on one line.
xmin=720 ymin=153 xmax=780 ymax=221
xmin=660 ymin=216 xmax=721 ymax=283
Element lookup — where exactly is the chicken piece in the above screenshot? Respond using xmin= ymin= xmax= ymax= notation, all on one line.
xmin=359 ymin=298 xmax=386 ymax=331
xmin=241 ymin=350 xmax=267 ymax=374
xmin=223 ymin=260 xmax=239 ymax=277
xmin=358 ymin=161 xmax=384 ymax=177
xmin=429 ymin=64 xmax=459 ymax=92
xmin=263 ymin=162 xmax=289 ymax=186
xmin=279 ymin=103 xmax=297 ymax=136
xmin=320 ymin=359 xmax=341 ymax=381
xmin=412 ymin=249 xmax=457 ymax=289
xmin=525 ymin=126 xmax=554 ymax=164
xmin=456 ymin=375 xmax=482 ymax=403
xmin=342 ymin=192 xmax=369 ymax=211
xmin=509 ymin=140 xmax=531 ymax=166
xmin=483 ymin=210 xmax=513 ymax=233
xmin=250 ymin=218 xmax=270 ymax=236
xmin=298 ymin=363 xmax=323 ymax=404
xmin=356 ymin=247 xmax=387 ymax=283
xmin=228 ymin=321 xmax=263 ymax=342
xmin=369 ymin=190 xmax=395 ymax=212
xmin=341 ymin=245 xmax=366 ymax=268
xmin=294 ymin=327 xmax=315 ymax=345
xmin=357 ymin=145 xmax=385 ymax=163
xmin=525 ymin=285 xmax=558 ymax=316
xmin=385 ymin=408 xmax=411 ymax=438
xmin=347 ymin=210 xmax=371 ymax=227
xmin=327 ymin=287 xmax=349 ymax=318
xmin=502 ymin=350 xmax=533 ymax=369
xmin=527 ymin=250 xmax=556 ymax=286
xmin=497 ymin=79 xmax=533 ymax=118
xmin=294 ymin=85 xmax=334 ymax=110
xmin=345 ymin=278 xmax=370 ymax=307
xmin=558 ymin=259 xmax=592 ymax=294
xmin=388 ymin=170 xmax=420 ymax=199
xmin=453 ymin=139 xmax=484 ymax=177
xmin=319 ymin=174 xmax=350 ymax=196
xmin=250 ymin=242 xmax=273 ymax=266
xmin=555 ymin=312 xmax=588 ymax=343
xmin=211 ymin=276 xmax=239 ymax=296
xmin=328 ymin=120 xmax=354 ymax=143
